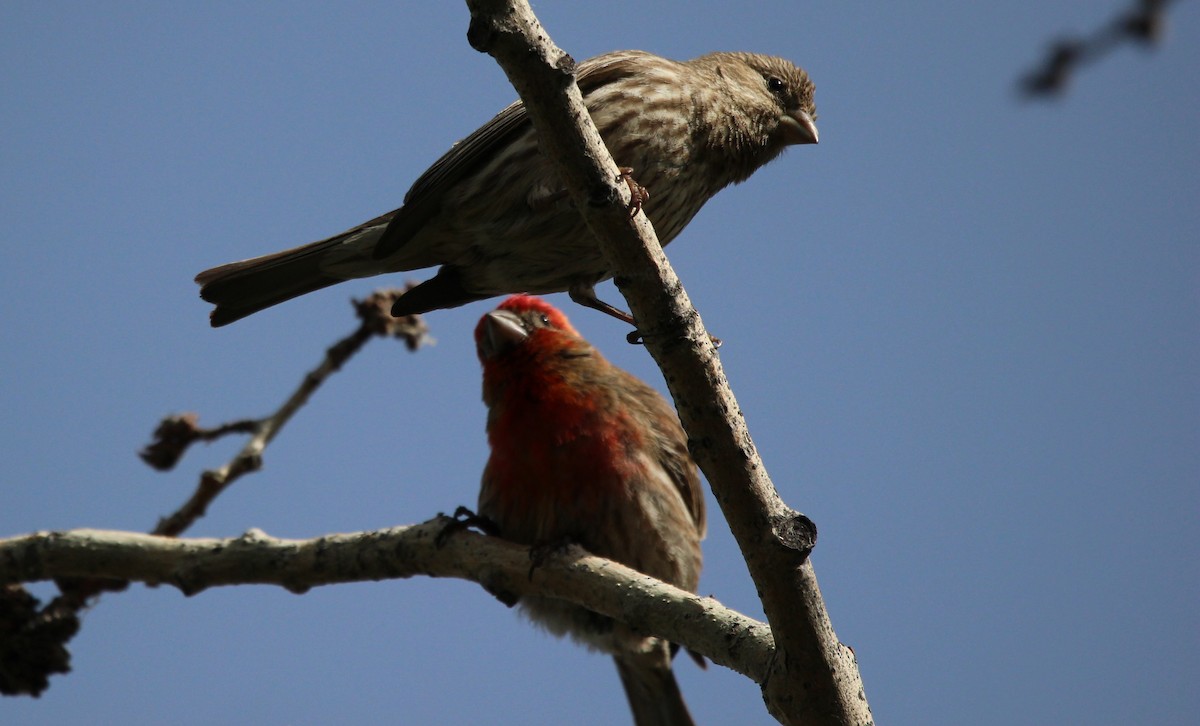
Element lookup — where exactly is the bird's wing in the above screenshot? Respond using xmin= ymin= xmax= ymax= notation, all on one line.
xmin=372 ymin=51 xmax=652 ymax=260
xmin=622 ymin=371 xmax=707 ymax=539
xmin=657 ymin=423 xmax=707 ymax=539
xmin=372 ymin=98 xmax=530 ymax=259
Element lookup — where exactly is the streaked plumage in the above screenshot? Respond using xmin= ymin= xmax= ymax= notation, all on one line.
xmin=197 ymin=51 xmax=817 ymax=327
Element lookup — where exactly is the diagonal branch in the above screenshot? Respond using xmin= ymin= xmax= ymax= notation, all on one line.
xmin=1020 ymin=0 xmax=1178 ymax=97
xmin=1 ymin=290 xmax=430 ymax=698
xmin=146 ymin=289 xmax=430 ymax=537
xmin=462 ymin=2 xmax=868 ymax=724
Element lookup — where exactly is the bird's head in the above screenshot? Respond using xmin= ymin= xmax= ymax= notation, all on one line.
xmin=475 ymin=294 xmax=581 ymax=363
xmin=692 ymin=51 xmax=818 ymax=180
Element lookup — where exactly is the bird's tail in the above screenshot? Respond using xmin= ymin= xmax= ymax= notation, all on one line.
xmin=613 ymin=649 xmax=695 ymax=726
xmin=195 ymin=213 xmax=395 ymax=327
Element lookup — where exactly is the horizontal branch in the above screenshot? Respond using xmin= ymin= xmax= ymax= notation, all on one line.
xmin=0 ymin=520 xmax=774 ymax=683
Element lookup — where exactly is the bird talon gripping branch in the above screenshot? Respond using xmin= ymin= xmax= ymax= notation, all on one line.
xmin=526 ymin=536 xmax=580 ymax=580
xmin=625 ymin=328 xmax=722 ymax=348
xmin=617 ymin=166 xmax=650 ymax=219
xmin=435 ymin=506 xmax=499 ymax=547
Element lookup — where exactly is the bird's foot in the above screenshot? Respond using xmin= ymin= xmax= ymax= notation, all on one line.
xmin=435 ymin=505 xmax=499 ymax=547
xmin=618 ymin=167 xmax=650 ymax=219
xmin=527 ymin=536 xmax=580 ymax=580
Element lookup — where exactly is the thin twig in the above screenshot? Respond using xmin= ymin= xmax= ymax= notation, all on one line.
xmin=2 ymin=289 xmax=429 ymax=697
xmin=151 ymin=289 xmax=429 ymax=537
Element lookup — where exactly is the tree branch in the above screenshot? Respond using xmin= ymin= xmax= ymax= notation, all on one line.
xmin=0 ymin=290 xmax=430 ymax=698
xmin=1020 ymin=0 xmax=1177 ymax=97
xmin=144 ymin=289 xmax=430 ymax=537
xmin=462 ymin=2 xmax=868 ymax=724
xmin=6 ymin=5 xmax=870 ymax=720
xmin=0 ymin=522 xmax=775 ymax=684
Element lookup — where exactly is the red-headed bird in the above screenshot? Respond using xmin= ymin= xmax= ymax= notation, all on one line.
xmin=196 ymin=50 xmax=816 ymax=327
xmin=475 ymin=295 xmax=707 ymax=726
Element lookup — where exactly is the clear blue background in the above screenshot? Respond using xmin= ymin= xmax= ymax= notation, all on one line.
xmin=3 ymin=2 xmax=1196 ymax=724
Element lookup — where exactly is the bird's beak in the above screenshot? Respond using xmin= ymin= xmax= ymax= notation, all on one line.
xmin=479 ymin=309 xmax=528 ymax=360
xmin=780 ymin=109 xmax=819 ymax=145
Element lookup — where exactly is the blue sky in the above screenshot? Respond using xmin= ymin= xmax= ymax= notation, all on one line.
xmin=3 ymin=2 xmax=1197 ymax=724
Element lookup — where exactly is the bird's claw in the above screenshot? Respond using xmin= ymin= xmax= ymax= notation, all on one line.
xmin=618 ymin=167 xmax=650 ymax=219
xmin=435 ymin=505 xmax=499 ymax=547
xmin=625 ymin=329 xmax=722 ymax=348
xmin=527 ymin=536 xmax=578 ymax=580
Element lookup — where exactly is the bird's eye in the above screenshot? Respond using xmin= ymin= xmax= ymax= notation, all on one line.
xmin=767 ymin=76 xmax=785 ymax=94
xmin=539 ymin=314 xmax=550 ymax=326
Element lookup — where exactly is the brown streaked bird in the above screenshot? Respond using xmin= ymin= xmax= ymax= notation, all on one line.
xmin=475 ymin=295 xmax=706 ymax=726
xmin=196 ymin=50 xmax=817 ymax=327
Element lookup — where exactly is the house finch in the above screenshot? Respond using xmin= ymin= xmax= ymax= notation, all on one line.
xmin=474 ymin=295 xmax=706 ymax=726
xmin=196 ymin=50 xmax=817 ymax=327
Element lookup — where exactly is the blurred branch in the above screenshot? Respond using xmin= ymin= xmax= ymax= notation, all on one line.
xmin=1020 ymin=0 xmax=1177 ymax=97
xmin=0 ymin=521 xmax=776 ymax=684
xmin=0 ymin=585 xmax=77 ymax=697
xmin=463 ymin=2 xmax=866 ymax=724
xmin=1 ymin=289 xmax=430 ymax=697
